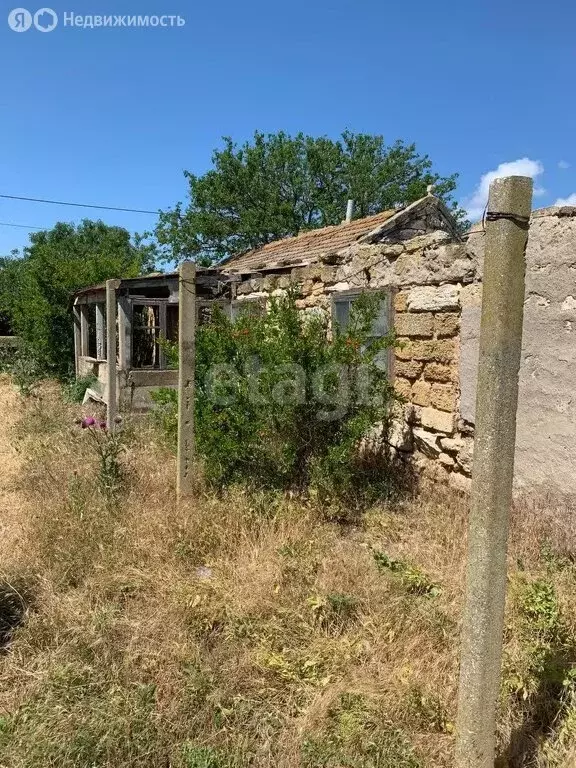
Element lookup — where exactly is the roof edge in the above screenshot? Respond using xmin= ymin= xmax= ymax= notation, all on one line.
xmin=359 ymin=194 xmax=461 ymax=244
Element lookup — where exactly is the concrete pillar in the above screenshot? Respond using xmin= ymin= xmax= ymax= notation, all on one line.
xmin=455 ymin=176 xmax=533 ymax=767
xmin=117 ymin=296 xmax=131 ymax=371
xmin=95 ymin=303 xmax=105 ymax=360
xmin=73 ymin=304 xmax=81 ymax=375
xmin=80 ymin=305 xmax=89 ymax=357
xmin=106 ymin=280 xmax=121 ymax=432
xmin=176 ymin=261 xmax=196 ymax=501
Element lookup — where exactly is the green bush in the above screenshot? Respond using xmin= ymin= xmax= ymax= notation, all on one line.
xmin=0 ymin=336 xmax=19 ymax=372
xmin=63 ymin=373 xmax=98 ymax=403
xmin=152 ymin=290 xmax=398 ymax=508
xmin=8 ymin=345 xmax=45 ymax=396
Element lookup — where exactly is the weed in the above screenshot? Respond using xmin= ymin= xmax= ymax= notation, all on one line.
xmin=308 ymin=593 xmax=359 ymax=631
xmin=63 ymin=373 xmax=97 ymax=403
xmin=180 ymin=744 xmax=234 ymax=768
xmin=301 ymin=693 xmax=422 ymax=767
xmin=77 ymin=416 xmax=125 ymax=498
xmin=373 ymin=551 xmax=441 ymax=597
xmin=403 ymin=685 xmax=452 ymax=733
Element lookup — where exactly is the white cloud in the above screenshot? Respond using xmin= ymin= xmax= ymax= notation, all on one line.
xmin=464 ymin=158 xmax=545 ymax=221
xmin=558 ymin=160 xmax=570 ymax=170
xmin=554 ymin=193 xmax=576 ymax=206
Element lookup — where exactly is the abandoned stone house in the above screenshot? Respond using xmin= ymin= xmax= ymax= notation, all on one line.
xmin=72 ymin=194 xmax=576 ymax=495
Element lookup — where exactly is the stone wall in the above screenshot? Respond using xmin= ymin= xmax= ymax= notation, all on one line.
xmin=463 ymin=207 xmax=576 ymax=494
xmin=232 ymin=227 xmax=481 ymax=490
xmin=225 ymin=202 xmax=576 ymax=495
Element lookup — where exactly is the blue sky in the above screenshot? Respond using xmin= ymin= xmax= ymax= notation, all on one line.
xmin=1 ymin=0 xmax=574 ymax=256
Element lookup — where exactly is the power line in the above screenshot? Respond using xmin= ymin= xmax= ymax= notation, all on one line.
xmin=0 ymin=193 xmax=159 ymax=215
xmin=0 ymin=221 xmax=44 ymax=230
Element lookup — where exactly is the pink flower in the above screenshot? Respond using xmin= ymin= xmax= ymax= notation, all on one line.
xmin=81 ymin=417 xmax=96 ymax=429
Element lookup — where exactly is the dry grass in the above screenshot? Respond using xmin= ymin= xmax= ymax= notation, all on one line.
xmin=0 ymin=380 xmax=576 ymax=767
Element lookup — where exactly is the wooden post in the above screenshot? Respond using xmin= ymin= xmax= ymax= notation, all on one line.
xmin=176 ymin=261 xmax=196 ymax=501
xmin=106 ymin=280 xmax=121 ymax=432
xmin=455 ymin=176 xmax=533 ymax=767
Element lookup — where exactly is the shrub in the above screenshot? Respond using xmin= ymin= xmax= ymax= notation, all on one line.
xmin=63 ymin=373 xmax=98 ymax=404
xmin=8 ymin=345 xmax=45 ymax=396
xmin=152 ymin=290 xmax=397 ymax=508
xmin=77 ymin=416 xmax=126 ymax=499
xmin=0 ymin=336 xmax=19 ymax=373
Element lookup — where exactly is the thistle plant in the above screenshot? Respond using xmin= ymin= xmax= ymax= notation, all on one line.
xmin=77 ymin=416 xmax=125 ymax=498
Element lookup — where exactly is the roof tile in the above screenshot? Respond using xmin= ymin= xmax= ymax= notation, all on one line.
xmin=222 ymin=209 xmax=398 ymax=272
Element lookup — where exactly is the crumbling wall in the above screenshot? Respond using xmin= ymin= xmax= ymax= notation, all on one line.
xmin=233 ymin=229 xmax=481 ymax=490
xmin=463 ymin=207 xmax=576 ymax=493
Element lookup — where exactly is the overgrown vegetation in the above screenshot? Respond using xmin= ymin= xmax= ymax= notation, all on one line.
xmin=0 ymin=222 xmax=154 ymax=380
xmin=63 ymin=372 xmax=97 ymax=403
xmin=0 ymin=336 xmax=19 ymax=373
xmin=152 ymin=290 xmax=401 ymax=511
xmin=1 ymin=381 xmax=576 ymax=766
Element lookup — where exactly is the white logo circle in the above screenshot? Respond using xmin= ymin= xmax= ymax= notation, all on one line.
xmin=33 ymin=7 xmax=57 ymax=32
xmin=8 ymin=8 xmax=32 ymax=31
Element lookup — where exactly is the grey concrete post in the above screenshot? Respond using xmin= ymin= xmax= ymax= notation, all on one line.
xmin=73 ymin=304 xmax=81 ymax=375
xmin=117 ymin=296 xmax=131 ymax=371
xmin=455 ymin=176 xmax=533 ymax=767
xmin=176 ymin=261 xmax=196 ymax=501
xmin=106 ymin=280 xmax=121 ymax=432
xmin=95 ymin=303 xmax=105 ymax=360
xmin=80 ymin=305 xmax=89 ymax=357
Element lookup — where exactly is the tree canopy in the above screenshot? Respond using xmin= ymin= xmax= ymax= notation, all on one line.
xmin=0 ymin=220 xmax=154 ymax=377
xmin=155 ymin=130 xmax=465 ymax=265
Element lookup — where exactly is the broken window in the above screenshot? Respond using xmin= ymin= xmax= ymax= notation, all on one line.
xmin=332 ymin=291 xmax=393 ymax=372
xmin=132 ymin=303 xmax=162 ymax=369
xmin=230 ymin=299 xmax=266 ymax=322
xmin=197 ymin=300 xmax=231 ymax=326
xmin=86 ymin=304 xmax=97 ymax=359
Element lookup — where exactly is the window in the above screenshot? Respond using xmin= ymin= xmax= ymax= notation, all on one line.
xmin=197 ymin=300 xmax=230 ymax=326
xmin=332 ymin=291 xmax=392 ymax=372
xmin=132 ymin=303 xmax=163 ymax=369
xmin=230 ymin=299 xmax=266 ymax=322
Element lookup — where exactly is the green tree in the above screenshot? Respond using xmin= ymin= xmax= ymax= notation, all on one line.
xmin=0 ymin=220 xmax=154 ymax=377
xmin=155 ymin=130 xmax=465 ymax=264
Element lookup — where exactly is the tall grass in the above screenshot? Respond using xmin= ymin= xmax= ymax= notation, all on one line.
xmin=1 ymin=382 xmax=575 ymax=766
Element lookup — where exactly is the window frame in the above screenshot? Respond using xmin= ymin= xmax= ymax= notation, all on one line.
xmin=230 ymin=298 xmax=266 ymax=322
xmin=330 ymin=288 xmax=395 ymax=377
xmin=130 ymin=298 xmax=168 ymax=370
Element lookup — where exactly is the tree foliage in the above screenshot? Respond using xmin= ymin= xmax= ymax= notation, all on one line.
xmin=155 ymin=130 xmax=465 ymax=264
xmin=0 ymin=220 xmax=154 ymax=377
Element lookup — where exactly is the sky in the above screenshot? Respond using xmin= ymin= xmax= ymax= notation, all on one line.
xmin=1 ymin=0 xmax=575 ymax=256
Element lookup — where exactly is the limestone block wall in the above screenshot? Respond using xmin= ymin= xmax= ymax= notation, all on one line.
xmin=463 ymin=207 xmax=576 ymax=494
xmin=232 ymin=229 xmax=481 ymax=490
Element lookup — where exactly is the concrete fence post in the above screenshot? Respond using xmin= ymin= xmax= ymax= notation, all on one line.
xmin=455 ymin=176 xmax=533 ymax=767
xmin=73 ymin=304 xmax=81 ymax=376
xmin=95 ymin=303 xmax=105 ymax=360
xmin=176 ymin=261 xmax=196 ymax=501
xmin=106 ymin=279 xmax=121 ymax=433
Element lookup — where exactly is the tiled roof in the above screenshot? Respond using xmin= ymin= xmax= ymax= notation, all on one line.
xmin=221 ymin=208 xmax=399 ymax=273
